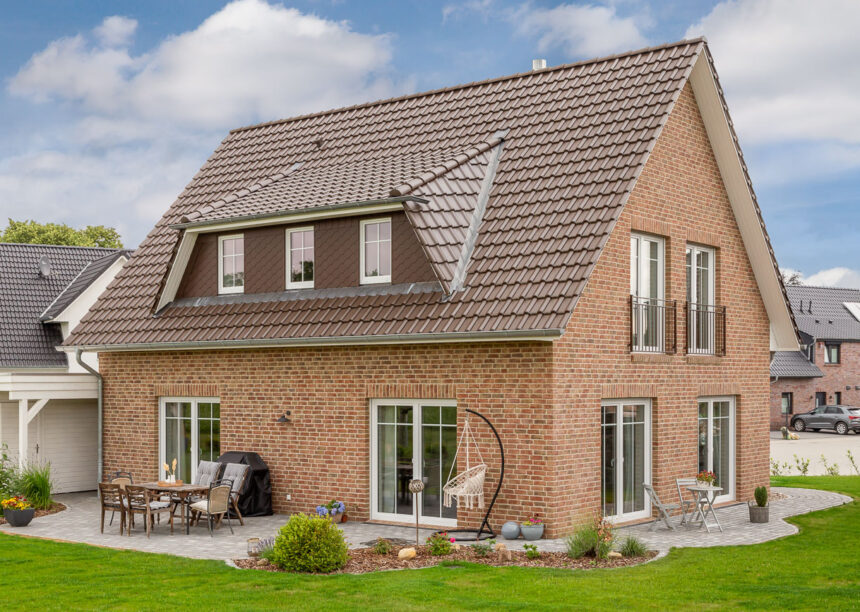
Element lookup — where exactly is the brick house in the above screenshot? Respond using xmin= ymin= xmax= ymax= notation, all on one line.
xmin=64 ymin=39 xmax=798 ymax=536
xmin=770 ymin=285 xmax=860 ymax=430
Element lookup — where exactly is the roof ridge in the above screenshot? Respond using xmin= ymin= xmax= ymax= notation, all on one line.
xmin=788 ymin=284 xmax=860 ymax=292
xmin=229 ymin=37 xmax=706 ymax=135
xmin=0 ymin=242 xmax=120 ymax=251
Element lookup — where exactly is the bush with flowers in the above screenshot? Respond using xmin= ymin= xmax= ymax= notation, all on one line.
xmin=566 ymin=515 xmax=615 ymax=560
xmin=426 ymin=531 xmax=456 ymax=556
xmin=521 ymin=515 xmax=543 ymax=527
xmin=315 ymin=499 xmax=346 ymax=519
xmin=696 ymin=470 xmax=717 ymax=486
xmin=1 ymin=496 xmax=31 ymax=511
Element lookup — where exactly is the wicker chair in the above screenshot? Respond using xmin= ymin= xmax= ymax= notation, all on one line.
xmin=98 ymin=482 xmax=126 ymax=535
xmin=124 ymin=485 xmax=174 ymax=537
xmin=108 ymin=471 xmax=133 ymax=526
xmin=220 ymin=463 xmax=250 ymax=525
xmin=190 ymin=478 xmax=234 ymax=536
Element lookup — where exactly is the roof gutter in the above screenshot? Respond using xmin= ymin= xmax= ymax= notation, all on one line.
xmin=64 ymin=328 xmax=564 ymax=353
xmin=75 ymin=349 xmax=103 ymax=488
xmin=171 ymin=196 xmax=428 ymax=232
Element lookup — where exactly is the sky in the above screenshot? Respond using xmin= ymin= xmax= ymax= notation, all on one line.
xmin=0 ymin=0 xmax=858 ymax=288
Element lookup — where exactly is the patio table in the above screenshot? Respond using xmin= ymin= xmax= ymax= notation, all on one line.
xmin=141 ymin=482 xmax=209 ymax=535
xmin=686 ymin=485 xmax=723 ymax=533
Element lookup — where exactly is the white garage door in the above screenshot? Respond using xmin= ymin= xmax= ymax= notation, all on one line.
xmin=35 ymin=402 xmax=98 ymax=494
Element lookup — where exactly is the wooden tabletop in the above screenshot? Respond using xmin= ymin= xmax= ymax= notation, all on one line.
xmin=140 ymin=482 xmax=208 ymax=493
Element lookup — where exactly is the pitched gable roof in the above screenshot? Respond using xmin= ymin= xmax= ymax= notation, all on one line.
xmin=0 ymin=243 xmax=123 ymax=367
xmin=786 ymin=285 xmax=860 ymax=341
xmin=770 ymin=350 xmax=823 ymax=378
xmin=64 ymin=38 xmax=794 ymax=351
xmin=41 ymin=250 xmax=132 ymax=322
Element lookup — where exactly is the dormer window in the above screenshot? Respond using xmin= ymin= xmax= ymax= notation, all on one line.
xmin=360 ymin=218 xmax=391 ymax=284
xmin=218 ymin=234 xmax=244 ymax=294
xmin=287 ymin=227 xmax=314 ymax=289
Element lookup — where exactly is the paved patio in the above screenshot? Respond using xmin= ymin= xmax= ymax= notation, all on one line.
xmin=0 ymin=486 xmax=849 ymax=561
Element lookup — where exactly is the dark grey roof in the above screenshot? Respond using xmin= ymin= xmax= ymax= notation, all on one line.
xmin=0 ymin=243 xmax=124 ymax=368
xmin=787 ymin=285 xmax=860 ymax=341
xmin=41 ymin=250 xmax=132 ymax=321
xmin=770 ymin=351 xmax=823 ymax=378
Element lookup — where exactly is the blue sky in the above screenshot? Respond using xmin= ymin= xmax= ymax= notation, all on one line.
xmin=0 ymin=0 xmax=858 ymax=287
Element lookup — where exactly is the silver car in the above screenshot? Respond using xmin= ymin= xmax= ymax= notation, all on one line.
xmin=792 ymin=405 xmax=860 ymax=435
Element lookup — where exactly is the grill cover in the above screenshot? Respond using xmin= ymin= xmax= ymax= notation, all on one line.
xmin=216 ymin=451 xmax=273 ymax=517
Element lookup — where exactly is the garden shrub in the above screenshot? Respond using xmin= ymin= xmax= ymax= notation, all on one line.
xmin=566 ymin=517 xmax=614 ymax=560
xmin=523 ymin=543 xmax=540 ymax=559
xmin=0 ymin=445 xmax=17 ymax=497
xmin=754 ymin=486 xmax=768 ymax=507
xmin=372 ymin=538 xmax=392 ymax=555
xmin=426 ymin=532 xmax=455 ymax=556
xmin=469 ymin=539 xmax=494 ymax=557
xmin=270 ymin=513 xmax=348 ymax=573
xmin=19 ymin=464 xmax=53 ymax=509
xmin=618 ymin=535 xmax=648 ymax=557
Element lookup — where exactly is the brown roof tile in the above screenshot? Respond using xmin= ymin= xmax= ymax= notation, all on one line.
xmin=67 ymin=39 xmax=708 ymax=348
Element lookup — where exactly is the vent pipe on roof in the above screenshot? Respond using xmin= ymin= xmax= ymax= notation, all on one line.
xmin=532 ymin=59 xmax=547 ymax=70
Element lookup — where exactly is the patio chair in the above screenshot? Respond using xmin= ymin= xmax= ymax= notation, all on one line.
xmin=220 ymin=463 xmax=250 ymax=525
xmin=124 ymin=485 xmax=174 ymax=538
xmin=108 ymin=471 xmax=133 ymax=526
xmin=189 ymin=478 xmax=234 ymax=536
xmin=675 ymin=477 xmax=704 ymax=525
xmin=194 ymin=461 xmax=224 ymax=487
xmin=98 ymin=482 xmax=126 ymax=535
xmin=643 ymin=483 xmax=680 ymax=532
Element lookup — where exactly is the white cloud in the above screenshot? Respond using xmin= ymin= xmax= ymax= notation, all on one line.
xmin=511 ymin=3 xmax=648 ymax=58
xmin=94 ymin=16 xmax=138 ymax=48
xmin=1 ymin=0 xmax=409 ymax=247
xmin=802 ymin=267 xmax=860 ymax=289
xmin=686 ymin=0 xmax=860 ymax=145
xmin=442 ymin=0 xmax=495 ymax=23
xmin=9 ymin=0 xmax=403 ymax=129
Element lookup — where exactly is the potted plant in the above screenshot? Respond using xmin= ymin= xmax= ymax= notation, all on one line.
xmin=520 ymin=515 xmax=544 ymax=540
xmin=2 ymin=496 xmax=35 ymax=527
xmin=316 ymin=499 xmax=346 ymax=523
xmin=696 ymin=470 xmax=717 ymax=488
xmin=749 ymin=486 xmax=769 ymax=523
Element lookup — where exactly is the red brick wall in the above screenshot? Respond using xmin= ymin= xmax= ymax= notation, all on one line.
xmin=770 ymin=341 xmax=860 ymax=429
xmin=547 ymin=84 xmax=772 ymax=533
xmin=99 ymin=342 xmax=554 ymax=532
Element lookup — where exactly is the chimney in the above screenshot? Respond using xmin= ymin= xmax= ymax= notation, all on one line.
xmin=532 ymin=59 xmax=547 ymax=71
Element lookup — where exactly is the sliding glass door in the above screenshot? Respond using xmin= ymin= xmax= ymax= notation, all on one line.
xmin=601 ymin=400 xmax=651 ymax=521
xmin=697 ymin=397 xmax=735 ymax=503
xmin=370 ymin=400 xmax=457 ymax=527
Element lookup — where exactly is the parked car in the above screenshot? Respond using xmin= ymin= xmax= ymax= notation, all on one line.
xmin=791 ymin=405 xmax=860 ymax=435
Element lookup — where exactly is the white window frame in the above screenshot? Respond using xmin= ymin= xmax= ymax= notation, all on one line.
xmin=824 ymin=343 xmax=840 ymax=364
xmin=697 ymin=396 xmax=735 ymax=504
xmin=630 ymin=233 xmax=665 ymax=353
xmin=285 ymin=226 xmax=314 ymax=290
xmin=369 ymin=398 xmax=458 ymax=528
xmin=360 ymin=218 xmax=392 ymax=285
xmin=218 ymin=234 xmax=244 ymax=295
xmin=158 ymin=396 xmax=220 ymax=484
xmin=600 ymin=398 xmax=652 ymax=523
xmin=686 ymin=243 xmax=716 ymax=354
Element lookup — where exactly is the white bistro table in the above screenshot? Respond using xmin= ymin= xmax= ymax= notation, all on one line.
xmin=686 ymin=485 xmax=723 ymax=533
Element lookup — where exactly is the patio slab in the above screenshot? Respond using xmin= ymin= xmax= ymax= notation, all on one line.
xmin=0 ymin=486 xmax=849 ymax=561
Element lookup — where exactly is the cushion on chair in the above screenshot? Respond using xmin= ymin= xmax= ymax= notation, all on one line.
xmin=190 ymin=500 xmax=211 ymax=513
xmin=194 ymin=461 xmax=222 ymax=486
xmin=221 ymin=463 xmax=249 ymax=493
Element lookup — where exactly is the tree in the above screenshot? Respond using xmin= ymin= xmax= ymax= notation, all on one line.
xmin=0 ymin=219 xmax=123 ymax=248
xmin=780 ymin=269 xmax=803 ymax=286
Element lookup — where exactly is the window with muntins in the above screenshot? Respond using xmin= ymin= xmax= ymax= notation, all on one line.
xmin=159 ymin=398 xmax=220 ymax=483
xmin=686 ymin=244 xmax=717 ymax=354
xmin=286 ymin=227 xmax=314 ymax=289
xmin=361 ymin=218 xmax=391 ymax=284
xmin=630 ymin=233 xmax=665 ymax=352
xmin=218 ymin=234 xmax=244 ymax=294
xmin=781 ymin=392 xmax=793 ymax=415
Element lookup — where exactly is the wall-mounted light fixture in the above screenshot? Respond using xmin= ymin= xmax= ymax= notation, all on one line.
xmin=277 ymin=410 xmax=292 ymax=423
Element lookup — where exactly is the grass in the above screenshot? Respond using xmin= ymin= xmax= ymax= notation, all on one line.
xmin=0 ymin=476 xmax=858 ymax=610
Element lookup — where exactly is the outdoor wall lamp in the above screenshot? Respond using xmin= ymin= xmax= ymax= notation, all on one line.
xmin=277 ymin=410 xmax=292 ymax=423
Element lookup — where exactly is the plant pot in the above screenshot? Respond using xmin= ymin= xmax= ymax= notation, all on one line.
xmin=696 ymin=480 xmax=713 ymax=488
xmin=501 ymin=521 xmax=521 ymax=540
xmin=3 ymin=508 xmax=35 ymax=527
xmin=520 ymin=523 xmax=544 ymax=540
xmin=329 ymin=511 xmax=344 ymax=524
xmin=748 ymin=503 xmax=769 ymax=523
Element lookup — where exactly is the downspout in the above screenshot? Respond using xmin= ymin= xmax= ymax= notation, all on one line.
xmin=76 ymin=349 xmax=103 ymax=484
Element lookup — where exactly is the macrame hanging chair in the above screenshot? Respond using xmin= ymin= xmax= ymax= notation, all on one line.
xmin=443 ymin=419 xmax=487 ymax=510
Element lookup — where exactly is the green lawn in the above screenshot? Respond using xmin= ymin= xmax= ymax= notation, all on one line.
xmin=1 ymin=476 xmax=858 ymax=610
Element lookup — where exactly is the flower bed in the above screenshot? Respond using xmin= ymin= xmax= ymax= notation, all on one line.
xmin=0 ymin=501 xmax=65 ymax=526
xmin=234 ymin=543 xmax=655 ymax=574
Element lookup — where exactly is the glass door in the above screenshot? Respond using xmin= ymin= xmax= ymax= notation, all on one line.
xmin=686 ymin=244 xmax=716 ymax=353
xmin=631 ymin=234 xmax=665 ymax=351
xmin=159 ymin=397 xmax=221 ymax=483
xmin=601 ymin=400 xmax=651 ymax=521
xmin=371 ymin=400 xmax=457 ymax=526
xmin=697 ymin=397 xmax=735 ymax=503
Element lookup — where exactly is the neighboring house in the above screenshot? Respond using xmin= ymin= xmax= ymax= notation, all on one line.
xmin=0 ymin=243 xmax=130 ymax=492
xmin=770 ymin=285 xmax=860 ymax=430
xmin=64 ymin=39 xmax=798 ymax=536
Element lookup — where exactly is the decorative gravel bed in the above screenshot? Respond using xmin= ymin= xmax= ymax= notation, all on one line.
xmin=234 ymin=544 xmax=656 ymax=574
xmin=0 ymin=502 xmax=66 ymax=526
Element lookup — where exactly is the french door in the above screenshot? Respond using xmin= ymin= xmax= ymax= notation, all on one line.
xmin=158 ymin=397 xmax=221 ymax=483
xmin=686 ymin=244 xmax=716 ymax=354
xmin=630 ymin=234 xmax=665 ymax=352
xmin=697 ymin=397 xmax=735 ymax=503
xmin=370 ymin=400 xmax=457 ymax=527
xmin=601 ymin=400 xmax=651 ymax=522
